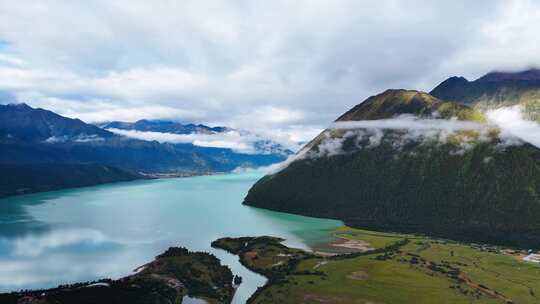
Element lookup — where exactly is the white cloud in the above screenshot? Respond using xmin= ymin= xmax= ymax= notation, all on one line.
xmin=0 ymin=0 xmax=538 ymax=142
xmin=12 ymin=229 xmax=107 ymax=257
xmin=269 ymin=116 xmax=498 ymax=173
xmin=64 ymin=104 xmax=204 ymax=124
xmin=107 ymin=128 xmax=294 ymax=154
xmin=329 ymin=116 xmax=484 ymax=132
xmin=434 ymin=0 xmax=540 ymax=80
xmin=487 ymin=106 xmax=540 ymax=148
xmin=0 ymin=54 xmax=25 ymax=66
xmin=265 ymin=150 xmax=310 ymax=175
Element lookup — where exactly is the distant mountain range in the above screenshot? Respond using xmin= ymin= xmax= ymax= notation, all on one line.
xmin=98 ymin=119 xmax=230 ymax=134
xmin=1 ymin=103 xmax=113 ymax=142
xmin=0 ymin=104 xmax=289 ymax=197
xmin=99 ymin=119 xmax=292 ymax=156
xmin=431 ymin=68 xmax=540 ymax=121
xmin=244 ymin=69 xmax=540 ymax=249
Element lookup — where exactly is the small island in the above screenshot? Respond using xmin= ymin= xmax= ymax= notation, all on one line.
xmin=0 ymin=247 xmax=237 ymax=304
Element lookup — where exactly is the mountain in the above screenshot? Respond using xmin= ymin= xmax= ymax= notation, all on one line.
xmin=0 ymin=103 xmax=287 ymax=197
xmin=101 ymin=119 xmax=292 ymax=156
xmin=100 ymin=119 xmax=229 ymax=134
xmin=476 ymin=68 xmax=540 ymax=82
xmin=431 ymin=68 xmax=540 ymax=121
xmin=244 ymin=89 xmax=540 ymax=249
xmin=0 ymin=103 xmax=113 ymax=142
xmin=336 ymin=89 xmax=484 ymax=121
xmin=0 ymin=163 xmax=139 ymax=197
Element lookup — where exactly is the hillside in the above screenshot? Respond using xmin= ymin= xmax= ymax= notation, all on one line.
xmin=0 ymin=103 xmax=287 ymax=197
xmin=337 ymin=89 xmax=484 ymax=122
xmin=0 ymin=104 xmax=286 ymax=171
xmin=244 ymin=89 xmax=540 ymax=249
xmin=0 ymin=163 xmax=140 ymax=198
xmin=430 ymin=68 xmax=540 ymax=121
xmin=0 ymin=103 xmax=113 ymax=142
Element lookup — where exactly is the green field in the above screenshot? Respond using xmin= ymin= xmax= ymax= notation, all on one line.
xmin=214 ymin=228 xmax=540 ymax=304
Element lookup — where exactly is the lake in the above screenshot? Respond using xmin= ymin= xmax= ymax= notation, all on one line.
xmin=0 ymin=171 xmax=342 ymax=303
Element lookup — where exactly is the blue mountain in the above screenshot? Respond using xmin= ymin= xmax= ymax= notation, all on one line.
xmin=0 ymin=103 xmax=287 ymax=197
xmin=100 ymin=119 xmax=229 ymax=134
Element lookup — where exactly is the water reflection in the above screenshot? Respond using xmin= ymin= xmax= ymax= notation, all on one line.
xmin=0 ymin=172 xmax=342 ymax=303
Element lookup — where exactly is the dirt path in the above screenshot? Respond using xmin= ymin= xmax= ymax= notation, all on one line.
xmin=458 ymin=273 xmax=512 ymax=303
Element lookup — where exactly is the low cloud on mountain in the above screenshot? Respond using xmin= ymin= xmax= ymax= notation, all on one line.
xmin=487 ymin=106 xmax=540 ymax=148
xmin=329 ymin=116 xmax=484 ymax=132
xmin=108 ymin=128 xmax=299 ymax=154
xmin=270 ymin=112 xmax=540 ymax=173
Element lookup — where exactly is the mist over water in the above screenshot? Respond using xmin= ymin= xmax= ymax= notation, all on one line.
xmin=0 ymin=172 xmax=341 ymax=303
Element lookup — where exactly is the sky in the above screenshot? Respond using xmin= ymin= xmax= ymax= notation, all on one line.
xmin=1 ymin=0 xmax=540 ymax=143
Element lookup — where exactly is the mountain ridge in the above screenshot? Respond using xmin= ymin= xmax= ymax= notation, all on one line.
xmin=430 ymin=68 xmax=540 ymax=121
xmin=0 ymin=103 xmax=287 ymax=198
xmin=337 ymin=89 xmax=485 ymax=122
xmin=244 ymin=88 xmax=540 ymax=248
xmin=101 ymin=118 xmax=293 ymax=156
xmin=100 ymin=119 xmax=229 ymax=134
xmin=0 ymin=103 xmax=113 ymax=142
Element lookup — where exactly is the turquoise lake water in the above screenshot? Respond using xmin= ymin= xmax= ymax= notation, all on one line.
xmin=0 ymin=171 xmax=342 ymax=303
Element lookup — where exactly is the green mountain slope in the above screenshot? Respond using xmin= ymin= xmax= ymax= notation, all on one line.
xmin=244 ymin=90 xmax=540 ymax=249
xmin=0 ymin=163 xmax=140 ymax=198
xmin=337 ymin=89 xmax=485 ymax=122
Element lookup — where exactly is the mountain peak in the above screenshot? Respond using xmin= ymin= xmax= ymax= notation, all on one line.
xmin=337 ymin=89 xmax=484 ymax=122
xmin=429 ymin=76 xmax=471 ymax=102
xmin=103 ymin=119 xmax=230 ymax=135
xmin=336 ymin=89 xmax=443 ymax=121
xmin=434 ymin=76 xmax=469 ymax=87
xmin=475 ymin=68 xmax=540 ymax=82
xmin=5 ymin=102 xmax=32 ymax=111
xmin=1 ymin=103 xmax=113 ymax=142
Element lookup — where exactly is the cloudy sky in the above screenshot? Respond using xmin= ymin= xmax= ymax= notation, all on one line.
xmin=0 ymin=0 xmax=539 ymax=142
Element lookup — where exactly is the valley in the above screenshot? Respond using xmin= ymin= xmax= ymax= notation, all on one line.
xmin=0 ymin=104 xmax=290 ymax=198
xmin=0 ymin=172 xmax=341 ymax=303
xmin=5 ymin=221 xmax=540 ymax=303
xmin=214 ymin=229 xmax=540 ymax=304
xmin=2 ymin=68 xmax=540 ymax=303
xmin=2 ymin=2 xmax=540 ymax=303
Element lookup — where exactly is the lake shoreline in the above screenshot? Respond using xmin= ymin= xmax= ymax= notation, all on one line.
xmin=0 ymin=170 xmax=226 ymax=200
xmin=0 ymin=246 xmax=238 ymax=304
xmin=0 ymin=172 xmax=343 ymax=302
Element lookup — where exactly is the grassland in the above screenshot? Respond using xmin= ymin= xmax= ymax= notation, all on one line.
xmin=214 ymin=228 xmax=540 ymax=304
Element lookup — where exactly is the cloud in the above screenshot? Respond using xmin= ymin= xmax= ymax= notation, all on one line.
xmin=0 ymin=54 xmax=25 ymax=66
xmin=487 ymin=106 xmax=540 ymax=148
xmin=265 ymin=152 xmax=310 ymax=175
xmin=11 ymin=229 xmax=107 ymax=257
xmin=437 ymin=0 xmax=540 ymax=78
xmin=107 ymin=128 xmax=296 ymax=154
xmin=0 ymin=0 xmax=538 ymax=142
xmin=269 ymin=116 xmax=497 ymax=173
xmin=329 ymin=116 xmax=484 ymax=132
xmin=268 ymin=108 xmax=540 ymax=173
